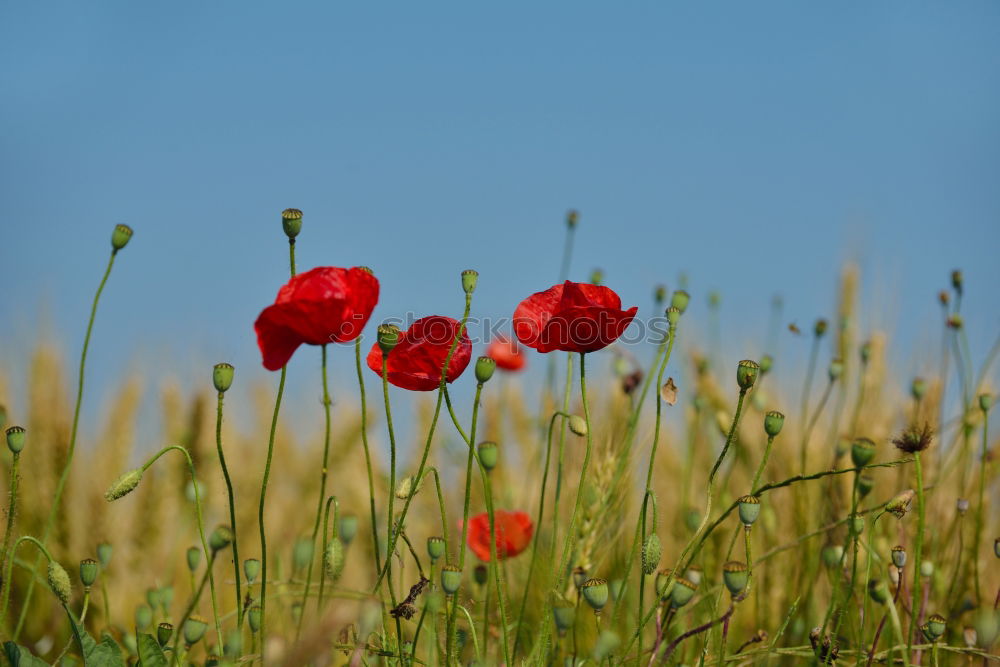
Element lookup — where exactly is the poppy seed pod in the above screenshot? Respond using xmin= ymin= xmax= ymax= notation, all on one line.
xmin=980 ymin=394 xmax=993 ymax=412
xmin=654 ymin=284 xmax=667 ymax=305
xmin=96 ymin=542 xmax=113 ymax=568
xmin=186 ymin=546 xmax=201 ymax=572
xmin=951 ymin=269 xmax=963 ymax=293
xmin=939 ymin=290 xmax=950 ymax=306
xmin=566 ymin=209 xmax=579 ymax=229
xmin=572 ymin=566 xmax=589 ymax=590
xmin=827 ymin=358 xmax=844 ymax=382
xmin=474 ymin=356 xmax=496 ymax=384
xmin=568 ymin=415 xmax=588 ymax=437
xmin=79 ymin=558 xmax=99 ymax=589
xmin=822 ymin=544 xmax=844 ymax=568
xmin=461 ymin=269 xmax=479 ymax=295
xmin=670 ymin=577 xmax=697 ymax=608
xmin=473 ymin=563 xmax=488 ymax=586
xmin=581 ymin=578 xmax=609 ymax=612
xmin=911 ymin=377 xmax=927 ymax=400
xmin=104 ymin=468 xmax=143 ymax=501
xmin=663 ymin=306 xmax=680 ymax=327
xmin=427 ymin=536 xmax=446 ymax=562
xmin=325 ymin=538 xmax=345 ymax=581
xmin=920 ymin=560 xmax=934 ymax=578
xmin=814 ymin=319 xmax=828 ymax=337
xmin=369 ymin=316 xmax=472 ymax=390
xmin=248 ymin=605 xmax=262 ymax=633
xmin=737 ymin=360 xmax=759 ymax=391
xmin=183 ymin=616 xmax=209 ymax=645
xmin=851 ymin=438 xmax=877 ymax=467
xmin=722 ymin=561 xmax=748 ymax=596
xmin=891 ymin=545 xmax=907 ymax=569
xmin=47 ymin=561 xmax=72 ymax=604
xmin=213 ymin=363 xmax=234 ymax=393
xmin=159 ymin=586 xmax=173 ymax=612
xmin=642 ymin=534 xmax=662 ymax=575
xmin=671 ymin=290 xmax=690 ymax=313
xmin=157 ymin=622 xmax=173 ymax=647
xmin=146 ymin=587 xmax=162 ymax=611
xmin=759 ymin=354 xmax=773 ymax=375
xmin=135 ymin=604 xmax=153 ymax=631
xmin=5 ymin=426 xmax=25 ymax=454
xmin=947 ymin=314 xmax=963 ymax=329
xmin=552 ymin=600 xmax=576 ymax=634
xmin=589 ymin=268 xmax=604 ymax=286
xmin=339 ymin=515 xmax=358 ymax=545
xmin=441 ymin=565 xmax=462 ymax=595
xmin=243 ymin=558 xmax=260 ymax=584
xmin=923 ymin=614 xmax=946 ymax=641
xmin=477 ymin=441 xmax=499 ymax=471
xmin=111 ymin=224 xmax=133 ymax=251
xmin=737 ymin=495 xmax=761 ymax=527
xmin=281 ymin=208 xmax=303 ymax=239
xmin=592 ymin=630 xmax=621 ymax=661
xmin=857 ymin=474 xmax=875 ymax=498
xmin=377 ymin=324 xmax=401 ymax=356
xmin=868 ymin=579 xmax=889 ymax=605
xmin=849 ymin=514 xmax=865 ymax=536
xmin=209 ymin=525 xmax=234 ymax=552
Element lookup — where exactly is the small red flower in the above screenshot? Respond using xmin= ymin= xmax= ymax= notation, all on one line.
xmin=486 ymin=334 xmax=526 ymax=371
xmin=513 ymin=280 xmax=637 ymax=354
xmin=465 ymin=510 xmax=534 ymax=561
xmin=255 ymin=267 xmax=379 ymax=370
xmin=366 ymin=316 xmax=472 ymax=391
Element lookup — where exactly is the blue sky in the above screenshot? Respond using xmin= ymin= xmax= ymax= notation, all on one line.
xmin=1 ymin=2 xmax=998 ymax=440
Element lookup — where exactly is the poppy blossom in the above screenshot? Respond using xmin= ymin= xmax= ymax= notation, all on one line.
xmin=486 ymin=334 xmax=526 ymax=371
xmin=465 ymin=510 xmax=533 ymax=561
xmin=513 ymin=280 xmax=637 ymax=354
xmin=255 ymin=266 xmax=379 ymax=370
xmin=366 ymin=315 xmax=472 ymax=391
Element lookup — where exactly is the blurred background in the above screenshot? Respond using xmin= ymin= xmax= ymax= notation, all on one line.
xmin=1 ymin=1 xmax=998 ymax=446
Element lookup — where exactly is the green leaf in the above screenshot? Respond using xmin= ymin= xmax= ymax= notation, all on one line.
xmin=3 ymin=642 xmax=50 ymax=667
xmin=136 ymin=634 xmax=167 ymax=667
xmin=63 ymin=606 xmax=126 ymax=667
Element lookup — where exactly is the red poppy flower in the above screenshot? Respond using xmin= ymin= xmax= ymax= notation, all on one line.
xmin=366 ymin=315 xmax=472 ymax=391
xmin=465 ymin=510 xmax=534 ymax=561
xmin=255 ymin=266 xmax=379 ymax=370
xmin=486 ymin=334 xmax=526 ymax=371
xmin=513 ymin=280 xmax=637 ymax=354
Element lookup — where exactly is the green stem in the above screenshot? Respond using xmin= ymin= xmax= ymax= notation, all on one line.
xmin=907 ymin=452 xmax=925 ymax=662
xmin=750 ymin=435 xmax=776 ymax=493
xmin=0 ymin=536 xmax=57 ymax=629
xmin=379 ymin=356 xmax=404 ymax=653
xmin=799 ymin=333 xmax=822 ymax=475
xmin=478 ymin=469 xmax=511 ymax=665
xmin=215 ymin=391 xmax=243 ymax=628
xmin=973 ymin=404 xmax=989 ymax=605
xmin=171 ymin=553 xmax=215 ymax=660
xmin=317 ymin=495 xmax=339 ymax=611
xmin=355 ymin=337 xmax=382 ymax=577
xmin=0 ymin=453 xmax=20 ymax=602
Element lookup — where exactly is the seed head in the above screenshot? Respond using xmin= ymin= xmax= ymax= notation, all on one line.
xmin=461 ymin=269 xmax=479 ymax=295
xmin=670 ymin=577 xmax=697 ymax=608
xmin=79 ymin=558 xmax=99 ymax=589
xmin=922 ymin=614 xmax=946 ymax=642
xmin=911 ymin=377 xmax=927 ymax=400
xmin=552 ymin=600 xmax=576 ymax=634
xmin=653 ymin=284 xmax=667 ymax=305
xmin=851 ymin=437 xmax=877 ymax=467
xmin=5 ymin=426 xmax=25 ymax=454
xmin=566 ymin=209 xmax=579 ymax=229
xmin=135 ymin=604 xmax=153 ymax=630
xmin=292 ymin=537 xmax=313 ymax=570
xmin=243 ymin=558 xmax=260 ymax=584
xmin=440 ymin=564 xmax=462 ymax=595
xmin=759 ymin=354 xmax=773 ymax=374
xmin=684 ymin=565 xmax=703 ymax=586
xmin=477 ymin=441 xmax=499 ymax=471
xmin=827 ymin=358 xmax=844 ymax=382
xmin=665 ymin=306 xmax=681 ymax=325
xmin=592 ymin=630 xmax=621 ymax=661
xmin=857 ymin=474 xmax=875 ymax=498
xmin=474 ymin=356 xmax=496 ymax=384
xmin=111 ymin=224 xmax=133 ymax=251
xmin=186 ymin=546 xmax=201 ymax=572
xmin=814 ymin=318 xmax=828 ymax=337
xmin=892 ymin=423 xmax=933 ymax=453
xmin=572 ymin=566 xmax=589 ymax=589
xmin=891 ymin=545 xmax=907 ymax=569
xmin=722 ymin=561 xmax=748 ymax=596
xmin=157 ymin=622 xmax=173 ymax=647
xmin=938 ymin=290 xmax=950 ymax=307
xmin=183 ymin=616 xmax=209 ymax=645
xmin=868 ymin=579 xmax=889 ymax=604
xmin=920 ymin=560 xmax=934 ymax=577
xmin=377 ymin=324 xmax=401 ymax=356
xmin=671 ymin=290 xmax=690 ymax=314
xmin=281 ymin=208 xmax=303 ymax=239
xmin=860 ymin=341 xmax=872 ymax=365
xmin=96 ymin=542 xmax=112 ymax=568
xmin=736 ymin=360 xmax=759 ymax=391
xmin=957 ymin=498 xmax=970 ymax=515
xmin=104 ymin=468 xmax=143 ymax=501
xmin=213 ymin=363 xmax=235 ymax=393
xmin=581 ymin=578 xmax=609 ymax=612
xmin=980 ymin=394 xmax=993 ymax=412
xmin=822 ymin=544 xmax=844 ymax=568
xmin=764 ymin=411 xmax=784 ymax=437
xmin=737 ymin=495 xmax=761 ymax=527
xmin=248 ymin=606 xmax=263 ymax=633
xmin=426 ymin=536 xmax=446 ymax=562
xmin=951 ymin=269 xmax=963 ymax=294
xmin=209 ymin=525 xmax=234 ymax=552
xmin=47 ymin=561 xmax=72 ymax=603
xmin=589 ymin=268 xmax=604 ymax=286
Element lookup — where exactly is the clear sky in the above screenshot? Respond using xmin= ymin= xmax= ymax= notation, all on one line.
xmin=1 ymin=2 xmax=998 ymax=439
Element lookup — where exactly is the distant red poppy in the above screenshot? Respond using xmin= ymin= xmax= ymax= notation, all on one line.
xmin=513 ymin=280 xmax=637 ymax=354
xmin=486 ymin=335 xmax=526 ymax=371
xmin=255 ymin=266 xmax=379 ymax=370
xmin=366 ymin=315 xmax=472 ymax=391
xmin=465 ymin=510 xmax=534 ymax=561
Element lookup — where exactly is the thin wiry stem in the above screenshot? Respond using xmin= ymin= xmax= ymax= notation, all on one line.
xmin=355 ymin=337 xmax=382 ymax=577
xmin=215 ymin=390 xmax=243 ymax=628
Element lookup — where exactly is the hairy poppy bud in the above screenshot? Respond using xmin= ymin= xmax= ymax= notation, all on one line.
xmin=814 ymin=319 xmax=828 ymax=337
xmin=5 ymin=426 xmax=25 ymax=454
xmin=920 ymin=560 xmax=934 ymax=578
xmin=186 ymin=546 xmax=201 ymax=572
xmin=581 ymin=578 xmax=609 ymax=612
xmin=827 ymin=358 xmax=844 ymax=382
xmin=851 ymin=438 xmax=876 ymax=467
xmin=183 ymin=616 xmax=209 ymax=645
xmin=568 ymin=415 xmax=588 ymax=437
xmin=592 ymin=630 xmax=620 ymax=661
xmin=552 ymin=600 xmax=575 ymax=634
xmin=654 ymin=284 xmax=667 ymax=305
xmin=671 ymin=290 xmax=690 ymax=314
xmin=737 ymin=360 xmax=759 ymax=391
xmin=339 ymin=515 xmax=358 ymax=545
xmin=427 ymin=536 xmax=446 ymax=562
xmin=474 ymin=356 xmax=495 ymax=384
xmin=111 ymin=224 xmax=133 ymax=251
xmin=209 ymin=525 xmax=233 ymax=552
xmin=79 ymin=558 xmax=99 ymax=589
xmin=642 ymin=534 xmax=662 ymax=575
xmin=477 ymin=441 xmax=498 ymax=471
xmin=48 ymin=561 xmax=72 ymax=603
xmin=105 ymin=468 xmax=143 ymax=501
xmin=135 ymin=604 xmax=153 ymax=631
xmin=157 ymin=622 xmax=173 ymax=647
xmin=589 ymin=268 xmax=604 ymax=286
xmin=891 ymin=545 xmax=907 ymax=569
xmin=243 ymin=558 xmax=260 ymax=584
xmin=737 ymin=495 xmax=761 ymax=527
xmin=722 ymin=561 xmax=748 ymax=596
xmin=248 ymin=605 xmax=262 ymax=633
xmin=911 ymin=377 xmax=927 ymax=400
xmin=951 ymin=269 xmax=963 ymax=294
xmin=325 ymin=539 xmax=345 ymax=581
xmin=281 ymin=208 xmax=303 ymax=239
xmin=670 ymin=577 xmax=697 ymax=608
xmin=213 ymin=363 xmax=234 ymax=393
xmin=858 ymin=474 xmax=875 ymax=498
xmin=868 ymin=579 xmax=889 ymax=605
xmin=377 ymin=324 xmax=400 ymax=355
xmin=461 ymin=269 xmax=479 ymax=295
xmin=395 ymin=475 xmax=422 ymax=500
xmin=980 ymin=394 xmax=993 ymax=412
xmin=97 ymin=542 xmax=113 ymax=568
xmin=886 ymin=489 xmax=915 ymax=519
xmin=566 ymin=209 xmax=579 ymax=229
xmin=922 ymin=614 xmax=946 ymax=641
xmin=441 ymin=564 xmax=462 ymax=595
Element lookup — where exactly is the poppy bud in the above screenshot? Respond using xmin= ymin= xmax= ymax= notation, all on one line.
xmin=146 ymin=587 xmax=162 ymax=611
xmin=566 ymin=209 xmax=579 ymax=229
xmin=325 ymin=538 xmax=345 ymax=581
xmin=5 ymin=426 xmax=25 ymax=454
xmin=654 ymin=285 xmax=667 ymax=305
xmin=213 ymin=363 xmax=234 ymax=393
xmin=441 ymin=564 xmax=462 ymax=595
xmin=911 ymin=377 xmax=927 ymax=400
xmin=427 ymin=536 xmax=446 ymax=562
xmin=671 ymin=290 xmax=690 ymax=314
xmin=552 ymin=600 xmax=576 ymax=634
xmin=477 ymin=441 xmax=498 ymax=471
xmin=684 ymin=565 xmax=703 ymax=586
xmin=860 ymin=341 xmax=872 ymax=365
xmin=851 ymin=438 xmax=876 ymax=467
xmin=47 ymin=561 xmax=72 ymax=604
xmin=461 ymin=269 xmax=479 ymax=295
xmin=183 ymin=616 xmax=209 ymax=645
xmin=395 ymin=475 xmax=422 ymax=499
xmin=157 ymin=622 xmax=173 ymax=647
xmin=642 ymin=534 xmax=662 ymax=575
xmin=474 ymin=356 xmax=495 ymax=384
xmin=135 ymin=604 xmax=153 ymax=631
xmin=568 ymin=415 xmax=588 ymax=437
xmin=244 ymin=558 xmax=260 ymax=584
xmin=822 ymin=545 xmax=844 ymax=568
xmin=473 ymin=564 xmax=488 ymax=586
xmin=922 ymin=614 xmax=946 ymax=641
xmin=581 ymin=578 xmax=609 ymax=612
xmin=572 ymin=566 xmax=588 ymax=589
xmin=105 ymin=468 xmax=143 ymax=501
xmin=857 ymin=474 xmax=875 ymax=498
xmin=737 ymin=495 xmax=761 ymax=527
xmin=281 ymin=208 xmax=303 ymax=239
xmin=736 ymin=360 xmax=759 ymax=391
xmin=827 ymin=358 xmax=844 ymax=382
xmin=957 ymin=498 xmax=970 ymax=515
xmin=111 ymin=224 xmax=133 ymax=251
xmin=951 ymin=269 xmax=963 ymax=294
xmin=339 ymin=515 xmax=358 ymax=545
xmin=759 ymin=354 xmax=773 ymax=375
xmin=868 ymin=579 xmax=889 ymax=605
xmin=849 ymin=514 xmax=864 ymax=536
xmin=722 ymin=561 xmax=748 ymax=596
xmin=814 ymin=319 xmax=828 ymax=337
xmin=97 ymin=542 xmax=113 ymax=568
xmin=592 ymin=630 xmax=620 ymax=661
xmin=684 ymin=508 xmax=701 ymax=533
xmin=920 ymin=560 xmax=934 ymax=578
xmin=891 ymin=545 xmax=907 ymax=569
xmin=248 ymin=605 xmax=262 ymax=633
xmin=209 ymin=525 xmax=234 ymax=552
xmin=886 ymin=489 xmax=915 ymax=519
xmin=377 ymin=324 xmax=400 ymax=355
xmin=79 ymin=558 xmax=99 ymax=589
xmin=159 ymin=586 xmax=173 ymax=612
xmin=293 ymin=537 xmax=313 ymax=570
xmin=980 ymin=394 xmax=993 ymax=412
xmin=670 ymin=577 xmax=697 ymax=608
xmin=186 ymin=546 xmax=201 ymax=572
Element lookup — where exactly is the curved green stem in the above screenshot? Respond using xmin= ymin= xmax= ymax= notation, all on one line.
xmin=1 ymin=536 xmax=58 ymax=628
xmin=355 ymin=337 xmax=382 ymax=577
xmin=215 ymin=390 xmax=243 ymax=628
xmin=317 ymin=495 xmax=339 ymax=611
